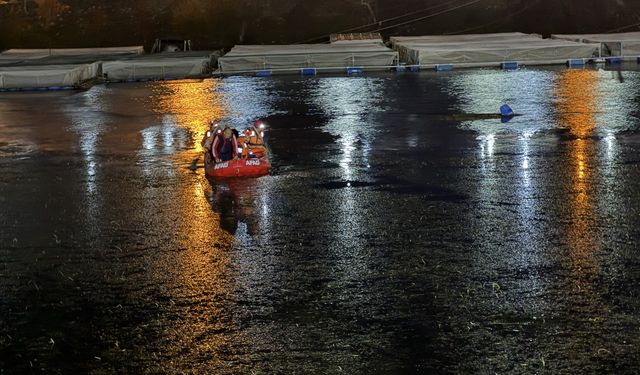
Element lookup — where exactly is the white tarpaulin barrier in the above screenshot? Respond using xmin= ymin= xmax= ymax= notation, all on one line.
xmin=0 ymin=47 xmax=144 ymax=61
xmin=102 ymin=56 xmax=211 ymax=81
xmin=551 ymin=32 xmax=640 ymax=56
xmin=218 ymin=43 xmax=398 ymax=74
xmin=390 ymin=33 xmax=600 ymax=66
xmin=0 ymin=62 xmax=100 ymax=89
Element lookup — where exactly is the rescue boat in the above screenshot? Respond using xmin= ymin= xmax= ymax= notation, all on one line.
xmin=202 ymin=120 xmax=271 ymax=178
xmin=204 ymin=156 xmax=271 ymax=178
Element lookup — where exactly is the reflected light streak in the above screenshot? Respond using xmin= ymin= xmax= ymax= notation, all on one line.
xmin=216 ymin=76 xmax=276 ymax=129
xmin=478 ymin=133 xmax=495 ymax=172
xmin=66 ymin=86 xmax=108 ymax=196
xmin=140 ymin=79 xmax=245 ymax=361
xmin=162 ymin=174 xmax=235 ymax=368
xmin=521 ymin=133 xmax=532 ymax=187
xmin=139 ymin=80 xmax=225 ymax=178
xmin=313 ymin=77 xmax=383 ymax=179
xmin=594 ymin=69 xmax=640 ymax=135
xmin=150 ymin=80 xmax=225 ymax=154
xmin=554 ymin=69 xmax=600 ymax=290
xmin=448 ymin=69 xmax=555 ymax=135
xmin=555 ymin=70 xmax=599 ymax=139
xmin=311 ymin=77 xmax=383 ymax=302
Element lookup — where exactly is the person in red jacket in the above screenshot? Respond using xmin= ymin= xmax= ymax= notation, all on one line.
xmin=212 ymin=126 xmax=238 ymax=163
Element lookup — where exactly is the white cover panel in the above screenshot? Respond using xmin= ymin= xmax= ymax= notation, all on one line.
xmin=103 ymin=57 xmax=209 ymax=80
xmin=0 ymin=47 xmax=144 ymax=60
xmin=551 ymin=32 xmax=640 ymax=56
xmin=0 ymin=62 xmax=100 ymax=89
xmin=218 ymin=44 xmax=398 ymax=73
xmin=391 ymin=33 xmax=599 ymax=65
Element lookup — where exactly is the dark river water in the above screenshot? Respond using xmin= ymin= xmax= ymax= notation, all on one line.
xmin=2 ymin=67 xmax=640 ymax=374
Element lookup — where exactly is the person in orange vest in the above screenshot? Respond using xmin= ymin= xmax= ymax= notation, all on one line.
xmin=241 ymin=120 xmax=267 ymax=159
xmin=212 ymin=126 xmax=238 ymax=163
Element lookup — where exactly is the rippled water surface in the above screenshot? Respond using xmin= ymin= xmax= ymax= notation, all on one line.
xmin=2 ymin=68 xmax=640 ymax=373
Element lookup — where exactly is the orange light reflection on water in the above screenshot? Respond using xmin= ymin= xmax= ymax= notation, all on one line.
xmin=143 ymin=80 xmax=239 ymax=369
xmin=555 ymin=69 xmax=600 ymax=289
xmin=150 ymin=79 xmax=226 ymax=154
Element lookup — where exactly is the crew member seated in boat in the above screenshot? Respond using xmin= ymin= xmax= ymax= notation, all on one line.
xmin=202 ymin=121 xmax=218 ymax=151
xmin=241 ymin=120 xmax=267 ymax=159
xmin=212 ymin=126 xmax=238 ymax=163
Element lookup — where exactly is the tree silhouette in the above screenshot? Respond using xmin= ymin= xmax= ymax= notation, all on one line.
xmin=34 ymin=0 xmax=68 ymax=29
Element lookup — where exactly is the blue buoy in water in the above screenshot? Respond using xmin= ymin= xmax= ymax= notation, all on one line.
xmin=500 ymin=104 xmax=514 ymax=117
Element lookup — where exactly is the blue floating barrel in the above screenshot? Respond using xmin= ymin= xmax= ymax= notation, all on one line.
xmin=394 ymin=65 xmax=407 ymax=72
xmin=606 ymin=57 xmax=622 ymax=65
xmin=500 ymin=104 xmax=514 ymax=117
xmin=300 ymin=68 xmax=317 ymax=76
xmin=346 ymin=67 xmax=364 ymax=75
xmin=637 ymin=56 xmax=640 ymax=64
xmin=408 ymin=65 xmax=420 ymax=72
xmin=435 ymin=64 xmax=454 ymax=72
xmin=501 ymin=61 xmax=519 ymax=70
xmin=501 ymin=115 xmax=514 ymax=124
xmin=566 ymin=59 xmax=585 ymax=68
xmin=256 ymin=70 xmax=272 ymax=77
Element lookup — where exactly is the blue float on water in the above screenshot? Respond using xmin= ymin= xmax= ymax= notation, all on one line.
xmin=256 ymin=70 xmax=272 ymax=77
xmin=500 ymin=104 xmax=514 ymax=117
xmin=567 ymin=59 xmax=585 ymax=68
xmin=346 ymin=67 xmax=364 ymax=75
xmin=606 ymin=57 xmax=622 ymax=65
xmin=300 ymin=68 xmax=317 ymax=76
xmin=435 ymin=64 xmax=454 ymax=72
xmin=501 ymin=61 xmax=519 ymax=70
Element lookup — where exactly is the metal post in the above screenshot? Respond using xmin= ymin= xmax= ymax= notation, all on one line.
xmin=599 ymin=43 xmax=602 ymax=58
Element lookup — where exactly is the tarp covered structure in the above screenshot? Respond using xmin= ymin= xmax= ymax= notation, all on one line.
xmin=102 ymin=52 xmax=214 ymax=81
xmin=0 ymin=47 xmax=143 ymax=62
xmin=390 ymin=33 xmax=600 ymax=66
xmin=551 ymin=32 xmax=640 ymax=57
xmin=0 ymin=62 xmax=100 ymax=89
xmin=218 ymin=43 xmax=398 ymax=74
xmin=0 ymin=46 xmax=144 ymax=66
xmin=0 ymin=49 xmax=213 ymax=88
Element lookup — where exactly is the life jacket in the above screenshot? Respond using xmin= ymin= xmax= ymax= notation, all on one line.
xmin=244 ymin=127 xmax=264 ymax=146
xmin=241 ymin=126 xmax=267 ymax=158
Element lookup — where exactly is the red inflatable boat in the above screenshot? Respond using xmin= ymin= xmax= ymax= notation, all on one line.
xmin=202 ymin=120 xmax=271 ymax=178
xmin=204 ymin=156 xmax=271 ymax=178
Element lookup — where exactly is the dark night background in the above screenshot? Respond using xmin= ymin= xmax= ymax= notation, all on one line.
xmin=0 ymin=0 xmax=639 ymax=51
